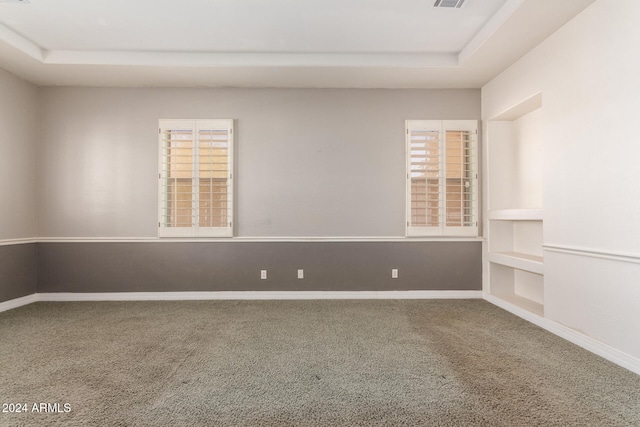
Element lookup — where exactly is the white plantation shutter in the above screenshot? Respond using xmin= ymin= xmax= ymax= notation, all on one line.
xmin=158 ymin=119 xmax=233 ymax=237
xmin=406 ymin=120 xmax=477 ymax=237
xmin=408 ymin=120 xmax=442 ymax=235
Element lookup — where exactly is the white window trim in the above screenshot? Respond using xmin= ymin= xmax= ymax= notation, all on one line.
xmin=405 ymin=119 xmax=478 ymax=237
xmin=158 ymin=119 xmax=234 ymax=238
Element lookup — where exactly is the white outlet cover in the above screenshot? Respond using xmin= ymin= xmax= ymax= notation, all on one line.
xmin=260 ymin=270 xmax=267 ymax=279
xmin=297 ymin=269 xmax=304 ymax=279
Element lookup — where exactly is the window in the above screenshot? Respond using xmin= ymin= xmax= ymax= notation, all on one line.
xmin=158 ymin=119 xmax=233 ymax=237
xmin=406 ymin=120 xmax=478 ymax=237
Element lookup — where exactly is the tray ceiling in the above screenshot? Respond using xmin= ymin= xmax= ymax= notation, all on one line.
xmin=0 ymin=0 xmax=595 ymax=87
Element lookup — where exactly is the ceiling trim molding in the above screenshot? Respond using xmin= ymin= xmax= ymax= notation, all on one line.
xmin=0 ymin=20 xmax=461 ymax=69
xmin=44 ymin=50 xmax=460 ymax=68
xmin=458 ymin=0 xmax=525 ymax=65
xmin=0 ymin=23 xmax=43 ymax=61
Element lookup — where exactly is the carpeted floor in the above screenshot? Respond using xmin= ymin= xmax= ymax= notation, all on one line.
xmin=0 ymin=299 xmax=638 ymax=426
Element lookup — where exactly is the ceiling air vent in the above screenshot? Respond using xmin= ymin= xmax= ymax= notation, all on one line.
xmin=434 ymin=0 xmax=466 ymax=8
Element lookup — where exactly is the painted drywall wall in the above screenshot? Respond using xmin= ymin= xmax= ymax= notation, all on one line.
xmin=0 ymin=70 xmax=38 ymax=302
xmin=513 ymin=109 xmax=543 ymax=209
xmin=38 ymin=88 xmax=480 ymax=238
xmin=482 ymin=0 xmax=640 ymax=360
xmin=0 ymin=69 xmax=38 ymax=240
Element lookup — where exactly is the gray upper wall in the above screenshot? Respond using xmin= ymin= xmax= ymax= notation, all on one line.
xmin=0 ymin=70 xmax=39 ymax=240
xmin=38 ymin=87 xmax=480 ymax=238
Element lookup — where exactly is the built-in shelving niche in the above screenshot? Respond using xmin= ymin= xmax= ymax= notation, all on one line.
xmin=486 ymin=92 xmax=544 ymax=316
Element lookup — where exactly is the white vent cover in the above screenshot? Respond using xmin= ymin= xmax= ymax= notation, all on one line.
xmin=0 ymin=0 xmax=30 ymax=3
xmin=434 ymin=0 xmax=466 ymax=8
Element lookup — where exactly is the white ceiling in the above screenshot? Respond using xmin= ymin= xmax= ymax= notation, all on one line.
xmin=0 ymin=0 xmax=595 ymax=88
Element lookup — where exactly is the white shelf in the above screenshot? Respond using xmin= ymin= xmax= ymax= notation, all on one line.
xmin=486 ymin=92 xmax=545 ymax=316
xmin=489 ymin=251 xmax=544 ymax=275
xmin=489 ymin=257 xmax=544 ymax=316
xmin=488 ymin=209 xmax=543 ymax=221
xmin=486 ymin=293 xmax=544 ymax=317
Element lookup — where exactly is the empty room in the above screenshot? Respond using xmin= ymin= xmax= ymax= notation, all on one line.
xmin=1 ymin=0 xmax=639 ymax=425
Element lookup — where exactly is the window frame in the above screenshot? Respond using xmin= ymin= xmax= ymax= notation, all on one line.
xmin=405 ymin=119 xmax=478 ymax=237
xmin=158 ymin=119 xmax=234 ymax=238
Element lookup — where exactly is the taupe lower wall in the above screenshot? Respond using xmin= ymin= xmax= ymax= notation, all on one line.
xmin=0 ymin=244 xmax=38 ymax=302
xmin=37 ymin=241 xmax=481 ymax=293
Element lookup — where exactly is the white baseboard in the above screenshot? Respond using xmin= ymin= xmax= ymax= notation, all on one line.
xmin=0 ymin=294 xmax=38 ymax=313
xmin=484 ymin=293 xmax=640 ymax=376
xmin=36 ymin=290 xmax=483 ymax=301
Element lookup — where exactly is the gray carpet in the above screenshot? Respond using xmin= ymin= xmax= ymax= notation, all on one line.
xmin=0 ymin=300 xmax=638 ymax=426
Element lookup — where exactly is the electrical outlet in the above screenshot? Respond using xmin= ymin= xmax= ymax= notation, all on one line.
xmin=260 ymin=270 xmax=267 ymax=280
xmin=297 ymin=269 xmax=304 ymax=279
xmin=392 ymin=269 xmax=398 ymax=279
